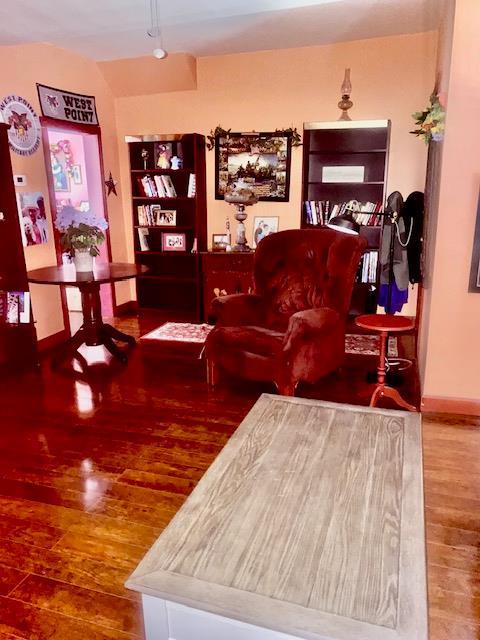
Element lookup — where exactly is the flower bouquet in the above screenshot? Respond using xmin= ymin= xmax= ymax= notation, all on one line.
xmin=410 ymin=94 xmax=445 ymax=144
xmin=55 ymin=206 xmax=108 ymax=271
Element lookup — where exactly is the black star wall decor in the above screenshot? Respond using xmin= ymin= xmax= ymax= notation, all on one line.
xmin=105 ymin=171 xmax=118 ymax=196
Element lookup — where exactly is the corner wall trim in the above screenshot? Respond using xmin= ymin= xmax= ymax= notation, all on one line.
xmin=115 ymin=300 xmax=138 ymax=316
xmin=422 ymin=395 xmax=480 ymax=416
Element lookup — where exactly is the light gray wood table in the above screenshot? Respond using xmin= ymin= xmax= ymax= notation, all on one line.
xmin=127 ymin=394 xmax=427 ymax=640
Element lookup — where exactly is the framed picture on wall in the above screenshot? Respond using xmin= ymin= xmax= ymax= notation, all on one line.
xmin=252 ymin=216 xmax=279 ymax=248
xmin=215 ymin=132 xmax=292 ymax=202
xmin=72 ymin=164 xmax=82 ymax=185
xmin=469 ymin=189 xmax=480 ymax=292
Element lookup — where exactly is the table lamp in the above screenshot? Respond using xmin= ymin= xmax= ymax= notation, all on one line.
xmin=224 ymin=180 xmax=258 ymax=252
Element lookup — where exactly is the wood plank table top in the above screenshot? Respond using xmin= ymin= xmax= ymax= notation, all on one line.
xmin=126 ymin=394 xmax=426 ymax=640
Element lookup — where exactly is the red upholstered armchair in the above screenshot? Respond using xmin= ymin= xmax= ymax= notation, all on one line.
xmin=205 ymin=228 xmax=366 ymax=396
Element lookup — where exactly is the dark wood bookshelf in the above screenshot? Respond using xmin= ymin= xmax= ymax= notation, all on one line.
xmin=0 ymin=123 xmax=38 ymax=372
xmin=301 ymin=120 xmax=391 ymax=315
xmin=128 ymin=133 xmax=207 ymax=319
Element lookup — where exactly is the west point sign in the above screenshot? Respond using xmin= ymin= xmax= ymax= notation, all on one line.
xmin=37 ymin=84 xmax=99 ymax=126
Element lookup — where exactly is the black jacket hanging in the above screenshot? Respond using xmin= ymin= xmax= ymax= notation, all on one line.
xmin=402 ymin=191 xmax=424 ymax=284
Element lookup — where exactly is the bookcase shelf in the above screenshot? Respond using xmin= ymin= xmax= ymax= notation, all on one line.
xmin=128 ymin=133 xmax=207 ymax=319
xmin=132 ymin=196 xmax=195 ymax=202
xmin=301 ymin=120 xmax=391 ymax=315
xmin=0 ymin=124 xmax=38 ymax=372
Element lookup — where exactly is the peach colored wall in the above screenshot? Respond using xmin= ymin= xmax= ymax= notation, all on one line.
xmin=0 ymin=43 xmax=129 ymax=341
xmin=98 ymin=53 xmax=197 ymax=97
xmin=421 ymin=0 xmax=480 ymax=402
xmin=114 ymin=32 xmax=437 ymax=317
xmin=417 ymin=0 xmax=455 ymax=388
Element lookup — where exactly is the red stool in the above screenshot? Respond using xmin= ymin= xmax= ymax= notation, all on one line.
xmin=355 ymin=314 xmax=416 ymax=412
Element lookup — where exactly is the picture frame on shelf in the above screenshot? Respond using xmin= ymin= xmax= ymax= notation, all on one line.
xmin=162 ymin=232 xmax=186 ymax=252
xmin=155 ymin=143 xmax=173 ymax=169
xmin=252 ymin=216 xmax=279 ymax=248
xmin=212 ymin=234 xmax=229 ymax=251
xmin=156 ymin=209 xmax=176 ymax=226
xmin=137 ymin=228 xmax=150 ymax=252
xmin=215 ymin=131 xmax=292 ymax=202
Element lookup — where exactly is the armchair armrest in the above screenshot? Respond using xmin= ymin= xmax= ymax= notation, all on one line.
xmin=283 ymin=308 xmax=341 ymax=353
xmin=209 ymin=293 xmax=266 ymax=327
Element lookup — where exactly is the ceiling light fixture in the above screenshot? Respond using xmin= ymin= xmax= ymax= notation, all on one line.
xmin=147 ymin=0 xmax=168 ymax=60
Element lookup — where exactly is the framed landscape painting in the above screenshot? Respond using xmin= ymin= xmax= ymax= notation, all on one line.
xmin=215 ymin=131 xmax=292 ymax=202
xmin=469 ymin=189 xmax=480 ymax=292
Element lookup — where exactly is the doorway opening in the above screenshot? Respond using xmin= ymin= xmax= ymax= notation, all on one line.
xmin=42 ymin=120 xmax=114 ymax=335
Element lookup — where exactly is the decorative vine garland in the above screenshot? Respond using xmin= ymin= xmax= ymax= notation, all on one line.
xmin=206 ymin=125 xmax=302 ymax=151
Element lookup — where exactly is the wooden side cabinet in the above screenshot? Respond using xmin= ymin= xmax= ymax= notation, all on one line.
xmin=201 ymin=252 xmax=254 ymax=320
xmin=0 ymin=123 xmax=38 ymax=372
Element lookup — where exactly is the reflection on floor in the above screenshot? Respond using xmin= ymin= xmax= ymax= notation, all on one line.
xmin=0 ymin=310 xmax=477 ymax=639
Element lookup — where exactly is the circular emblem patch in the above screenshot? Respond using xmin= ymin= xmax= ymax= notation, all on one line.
xmin=0 ymin=94 xmax=40 ymax=156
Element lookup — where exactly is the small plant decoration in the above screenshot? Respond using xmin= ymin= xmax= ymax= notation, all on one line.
xmin=410 ymin=94 xmax=445 ymax=144
xmin=206 ymin=125 xmax=302 ymax=150
xmin=206 ymin=126 xmax=231 ymax=151
xmin=274 ymin=127 xmax=302 ymax=147
xmin=55 ymin=205 xmax=108 ymax=257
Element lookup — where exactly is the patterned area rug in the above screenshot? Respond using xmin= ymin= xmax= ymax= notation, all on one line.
xmin=140 ymin=322 xmax=398 ymax=357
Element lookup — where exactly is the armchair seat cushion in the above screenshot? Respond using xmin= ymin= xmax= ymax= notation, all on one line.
xmin=205 ymin=325 xmax=284 ymax=382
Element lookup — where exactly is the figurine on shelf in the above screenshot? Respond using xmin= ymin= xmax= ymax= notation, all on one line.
xmin=156 ymin=144 xmax=171 ymax=169
xmin=225 ymin=216 xmax=232 ymax=251
xmin=170 ymin=155 xmax=183 ymax=170
xmin=141 ymin=148 xmax=149 ymax=170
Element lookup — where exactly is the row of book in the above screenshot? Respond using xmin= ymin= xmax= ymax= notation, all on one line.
xmin=0 ymin=291 xmax=30 ymax=325
xmin=304 ymin=200 xmax=383 ymax=227
xmin=138 ymin=173 xmax=196 ymax=198
xmin=358 ymin=251 xmax=379 ymax=284
xmin=137 ymin=205 xmax=176 ymax=227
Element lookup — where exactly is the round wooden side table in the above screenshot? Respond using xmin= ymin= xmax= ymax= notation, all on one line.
xmin=28 ymin=263 xmax=147 ymax=368
xmin=355 ymin=314 xmax=416 ymax=412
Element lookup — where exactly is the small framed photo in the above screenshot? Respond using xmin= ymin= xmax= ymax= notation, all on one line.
xmin=212 ymin=233 xmax=229 ymax=251
xmin=155 ymin=142 xmax=173 ymax=169
xmin=252 ymin=216 xmax=279 ymax=248
xmin=156 ymin=209 xmax=176 ymax=226
xmin=72 ymin=164 xmax=83 ymax=185
xmin=162 ymin=232 xmax=186 ymax=252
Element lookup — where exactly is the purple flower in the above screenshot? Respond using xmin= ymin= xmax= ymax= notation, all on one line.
xmin=55 ymin=205 xmax=109 ymax=232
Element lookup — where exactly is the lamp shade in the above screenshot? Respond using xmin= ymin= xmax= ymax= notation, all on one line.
xmin=326 ymin=213 xmax=360 ymax=235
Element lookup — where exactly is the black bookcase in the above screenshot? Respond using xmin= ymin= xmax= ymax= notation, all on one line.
xmin=301 ymin=120 xmax=391 ymax=315
xmin=0 ymin=123 xmax=38 ymax=372
xmin=127 ymin=133 xmax=207 ymax=320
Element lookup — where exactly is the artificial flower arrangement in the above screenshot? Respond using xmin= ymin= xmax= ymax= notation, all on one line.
xmin=55 ymin=205 xmax=108 ymax=257
xmin=410 ymin=94 xmax=445 ymax=144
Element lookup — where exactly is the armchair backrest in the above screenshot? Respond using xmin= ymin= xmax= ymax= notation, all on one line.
xmin=254 ymin=228 xmax=367 ymax=330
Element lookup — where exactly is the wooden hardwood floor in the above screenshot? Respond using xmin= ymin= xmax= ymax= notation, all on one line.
xmin=0 ymin=311 xmax=478 ymax=639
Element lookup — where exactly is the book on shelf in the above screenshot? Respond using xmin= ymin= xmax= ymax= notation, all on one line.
xmin=0 ymin=291 xmax=30 ymax=325
xmin=137 ymin=205 xmax=177 ymax=226
xmin=160 ymin=175 xmax=177 ymax=198
xmin=153 ymin=175 xmax=167 ymax=197
xmin=139 ymin=175 xmax=158 ymax=198
xmin=359 ymin=251 xmax=378 ymax=284
xmin=187 ymin=173 xmax=196 ymax=198
xmin=137 ymin=228 xmax=150 ymax=251
xmin=304 ymin=200 xmax=383 ymax=227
